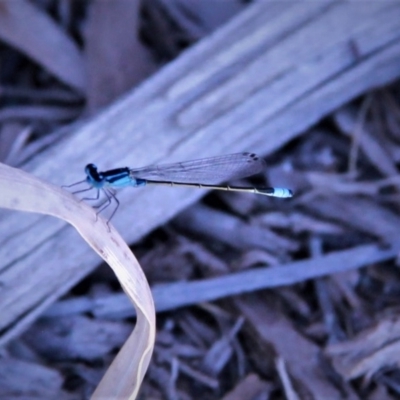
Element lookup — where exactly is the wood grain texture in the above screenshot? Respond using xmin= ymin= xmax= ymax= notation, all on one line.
xmin=1 ymin=1 xmax=400 ymax=343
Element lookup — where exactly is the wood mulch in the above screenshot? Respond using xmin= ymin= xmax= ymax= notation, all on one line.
xmin=1 ymin=1 xmax=400 ymax=399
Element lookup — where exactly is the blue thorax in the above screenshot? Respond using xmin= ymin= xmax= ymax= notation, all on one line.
xmin=85 ymin=164 xmax=146 ymax=189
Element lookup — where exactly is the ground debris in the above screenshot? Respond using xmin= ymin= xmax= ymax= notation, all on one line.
xmin=1 ymin=1 xmax=400 ymax=399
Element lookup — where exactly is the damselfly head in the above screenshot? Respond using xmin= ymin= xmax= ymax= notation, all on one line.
xmin=85 ymin=164 xmax=103 ymax=186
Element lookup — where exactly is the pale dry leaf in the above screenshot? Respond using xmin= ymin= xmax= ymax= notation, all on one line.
xmin=0 ymin=162 xmax=155 ymax=399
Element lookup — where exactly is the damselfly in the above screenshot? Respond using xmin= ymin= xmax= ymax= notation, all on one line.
xmin=67 ymin=152 xmax=293 ymax=223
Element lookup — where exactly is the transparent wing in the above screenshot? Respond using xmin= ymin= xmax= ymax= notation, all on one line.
xmin=129 ymin=153 xmax=266 ymax=184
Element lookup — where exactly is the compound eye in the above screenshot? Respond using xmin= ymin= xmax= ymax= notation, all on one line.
xmin=85 ymin=164 xmax=103 ymax=183
xmin=85 ymin=163 xmax=96 ymax=175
